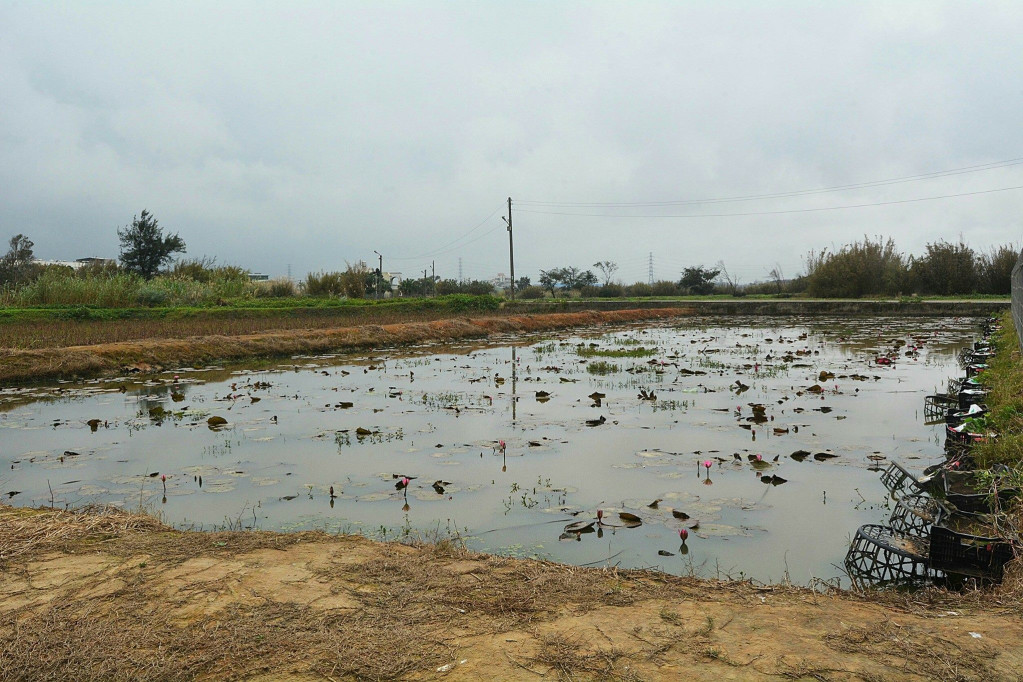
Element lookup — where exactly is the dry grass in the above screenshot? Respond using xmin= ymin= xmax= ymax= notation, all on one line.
xmin=4 ymin=505 xmax=1023 ymax=681
xmin=0 ymin=307 xmax=693 ymax=383
xmin=529 ymin=631 xmax=639 ymax=681
xmin=0 ymin=505 xmax=309 ymax=570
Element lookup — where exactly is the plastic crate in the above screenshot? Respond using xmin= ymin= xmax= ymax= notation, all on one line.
xmin=942 ymin=470 xmax=1018 ymax=513
xmin=845 ymin=524 xmax=934 ymax=589
xmin=889 ymin=494 xmax=945 ymax=538
xmin=929 ymin=525 xmax=1016 ymax=580
xmin=924 ymin=394 xmax=957 ymax=421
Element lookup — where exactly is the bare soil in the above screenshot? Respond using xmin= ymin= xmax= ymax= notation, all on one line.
xmin=2 ymin=506 xmax=1022 ymax=681
xmin=0 ymin=307 xmax=692 ymax=383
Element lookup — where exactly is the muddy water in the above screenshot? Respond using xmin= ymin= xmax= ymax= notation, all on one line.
xmin=1 ymin=316 xmax=978 ymax=586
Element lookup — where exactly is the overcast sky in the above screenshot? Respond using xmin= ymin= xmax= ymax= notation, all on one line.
xmin=2 ymin=1 xmax=1022 ymax=284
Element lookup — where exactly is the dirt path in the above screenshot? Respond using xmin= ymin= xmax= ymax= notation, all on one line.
xmin=0 ymin=307 xmax=692 ymax=383
xmin=2 ymin=507 xmax=1022 ymax=681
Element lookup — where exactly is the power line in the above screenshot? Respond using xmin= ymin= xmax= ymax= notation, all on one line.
xmin=517 ymin=157 xmax=1023 ymax=208
xmin=389 ymin=204 xmax=504 ymax=260
xmin=515 ymin=184 xmax=1023 ymax=220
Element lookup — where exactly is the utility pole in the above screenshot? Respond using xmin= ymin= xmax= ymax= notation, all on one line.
xmin=431 ymin=260 xmax=435 ymax=297
xmin=458 ymin=257 xmax=463 ymax=284
xmin=502 ymin=197 xmax=515 ymax=300
xmin=373 ymin=251 xmax=383 ymax=300
xmin=422 ymin=269 xmax=428 ymax=298
xmin=648 ymin=252 xmax=654 ymax=285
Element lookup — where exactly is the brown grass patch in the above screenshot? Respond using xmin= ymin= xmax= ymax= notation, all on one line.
xmin=0 ymin=307 xmax=693 ymax=383
xmin=5 ymin=506 xmax=1023 ymax=681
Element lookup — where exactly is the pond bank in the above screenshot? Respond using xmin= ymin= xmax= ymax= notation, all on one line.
xmin=3 ymin=505 xmax=1022 ymax=681
xmin=511 ymin=298 xmax=1010 ymax=317
xmin=0 ymin=307 xmax=692 ymax=383
xmin=6 ymin=314 xmax=1023 ymax=679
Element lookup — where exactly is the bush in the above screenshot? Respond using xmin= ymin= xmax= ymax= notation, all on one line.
xmin=304 ymin=271 xmax=346 ymax=297
xmin=254 ymin=278 xmax=296 ymax=298
xmin=340 ymin=263 xmax=370 ymax=298
xmin=624 ymin=282 xmax=653 ymax=297
xmin=462 ymin=280 xmax=495 ymax=296
xmin=806 ymin=237 xmax=908 ymax=297
xmin=977 ymin=244 xmax=1018 ymax=295
xmin=170 ymin=257 xmax=248 ymax=285
xmin=136 ymin=286 xmax=169 ymax=307
xmin=910 ymin=239 xmax=977 ymax=295
xmin=580 ymin=285 xmax=600 ymax=297
xmin=598 ymin=283 xmax=624 ymax=297
xmin=442 ymin=294 xmax=502 ymax=312
xmin=519 ymin=285 xmax=545 ymax=299
xmin=651 ymin=280 xmax=679 ymax=297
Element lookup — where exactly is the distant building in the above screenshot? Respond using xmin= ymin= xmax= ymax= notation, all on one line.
xmin=490 ymin=272 xmax=511 ymax=290
xmin=33 ymin=257 xmax=115 ymax=269
xmin=247 ymin=273 xmax=270 ymax=281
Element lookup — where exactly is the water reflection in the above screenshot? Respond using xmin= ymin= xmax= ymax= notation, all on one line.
xmin=0 ymin=315 xmax=982 ymax=586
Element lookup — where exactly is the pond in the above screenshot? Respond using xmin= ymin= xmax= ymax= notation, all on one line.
xmin=0 ymin=315 xmax=978 ymax=587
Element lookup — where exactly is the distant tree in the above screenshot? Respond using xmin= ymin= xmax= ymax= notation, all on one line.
xmin=715 ymin=261 xmax=741 ymax=295
xmin=515 ymin=276 xmax=531 ymax=290
xmin=911 ymin=239 xmax=976 ymax=295
xmin=539 ymin=268 xmax=562 ymax=297
xmin=462 ymin=279 xmax=494 ymax=296
xmin=540 ymin=266 xmax=597 ymax=296
xmin=592 ymin=260 xmax=619 ymax=286
xmin=0 ymin=234 xmax=37 ymax=285
xmin=977 ymin=243 xmax=1018 ymax=295
xmin=679 ymin=265 xmax=720 ymax=295
xmin=435 ymin=278 xmax=461 ymax=295
xmin=398 ymin=277 xmax=425 ymax=297
xmin=118 ymin=210 xmax=185 ymax=279
xmin=806 ymin=237 xmax=907 ymax=297
xmin=768 ymin=264 xmax=785 ymax=294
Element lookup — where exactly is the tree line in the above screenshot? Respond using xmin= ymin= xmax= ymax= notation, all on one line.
xmin=528 ymin=238 xmax=1019 ymax=298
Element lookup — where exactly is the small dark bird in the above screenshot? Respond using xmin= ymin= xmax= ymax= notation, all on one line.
xmin=585 ymin=415 xmax=607 ymax=427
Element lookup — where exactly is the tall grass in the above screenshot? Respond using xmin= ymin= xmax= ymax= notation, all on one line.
xmin=1 ymin=269 xmax=250 ymax=307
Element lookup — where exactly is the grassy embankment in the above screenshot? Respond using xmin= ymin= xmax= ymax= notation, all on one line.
xmin=972 ymin=315 xmax=1023 ymax=469
xmin=0 ymin=306 xmax=693 ymax=383
xmin=0 ymin=295 xmax=504 ymax=349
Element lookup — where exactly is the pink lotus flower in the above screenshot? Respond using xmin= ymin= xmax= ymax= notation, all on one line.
xmin=596 ymin=509 xmax=603 ymax=522
xmin=679 ymin=528 xmax=689 ymax=541
xmin=755 ymin=454 xmax=762 ymax=462
xmin=703 ymin=460 xmax=712 ymax=469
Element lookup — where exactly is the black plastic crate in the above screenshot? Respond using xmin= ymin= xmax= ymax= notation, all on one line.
xmin=929 ymin=525 xmax=1016 ymax=580
xmin=942 ymin=470 xmax=1018 ymax=513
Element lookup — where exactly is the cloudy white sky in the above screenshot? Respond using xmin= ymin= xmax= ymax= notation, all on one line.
xmin=2 ymin=1 xmax=1021 ymax=284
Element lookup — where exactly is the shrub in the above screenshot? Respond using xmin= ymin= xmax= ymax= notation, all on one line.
xmin=910 ymin=239 xmax=977 ymax=295
xmin=136 ymin=286 xmax=169 ymax=307
xmin=651 ymin=280 xmax=679 ymax=297
xmin=305 ymin=271 xmax=346 ymax=297
xmin=598 ymin=283 xmax=624 ymax=297
xmin=443 ymin=294 xmax=502 ymax=312
xmin=340 ymin=262 xmax=369 ymax=298
xmin=977 ymin=244 xmax=1018 ymax=295
xmin=253 ymin=278 xmax=296 ymax=298
xmin=806 ymin=237 xmax=908 ymax=297
xmin=462 ymin=280 xmax=495 ymax=296
xmin=580 ymin=285 xmax=600 ymax=298
xmin=519 ymin=285 xmax=545 ymax=299
xmin=625 ymin=282 xmax=653 ymax=297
